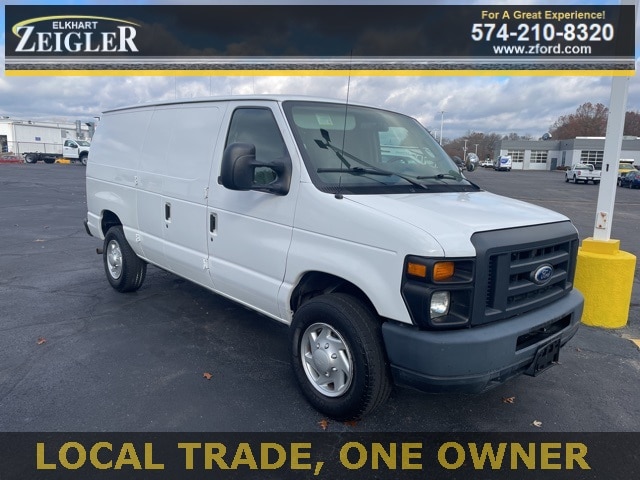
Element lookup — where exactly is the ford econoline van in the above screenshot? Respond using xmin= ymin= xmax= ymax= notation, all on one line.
xmin=494 ymin=155 xmax=512 ymax=171
xmin=85 ymin=96 xmax=583 ymax=420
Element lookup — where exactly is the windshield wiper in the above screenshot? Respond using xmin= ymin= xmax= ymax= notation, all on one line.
xmin=318 ymin=167 xmax=390 ymax=176
xmin=317 ymin=167 xmax=429 ymax=190
xmin=416 ymin=173 xmax=462 ymax=181
xmin=416 ymin=172 xmax=481 ymax=190
xmin=314 ymin=130 xmax=428 ymax=190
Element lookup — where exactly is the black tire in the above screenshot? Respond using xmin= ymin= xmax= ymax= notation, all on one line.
xmin=80 ymin=154 xmax=88 ymax=166
xmin=290 ymin=293 xmax=391 ymax=421
xmin=594 ymin=180 xmax=600 ymax=185
xmin=24 ymin=154 xmax=37 ymax=164
xmin=565 ymin=175 xmax=569 ymax=183
xmin=43 ymin=158 xmax=55 ymax=164
xmin=103 ymin=226 xmax=146 ymax=292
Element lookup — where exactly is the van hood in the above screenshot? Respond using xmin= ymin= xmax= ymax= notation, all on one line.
xmin=346 ymin=190 xmax=570 ymax=257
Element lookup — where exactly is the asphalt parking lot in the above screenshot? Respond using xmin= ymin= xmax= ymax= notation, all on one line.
xmin=0 ymin=163 xmax=638 ymax=432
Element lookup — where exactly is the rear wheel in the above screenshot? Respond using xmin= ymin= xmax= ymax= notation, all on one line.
xmin=290 ymin=293 xmax=391 ymax=421
xmin=24 ymin=155 xmax=36 ymax=164
xmin=103 ymin=226 xmax=146 ymax=292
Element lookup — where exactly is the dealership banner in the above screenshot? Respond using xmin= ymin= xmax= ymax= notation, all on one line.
xmin=0 ymin=432 xmax=639 ymax=479
xmin=4 ymin=4 xmax=636 ymax=75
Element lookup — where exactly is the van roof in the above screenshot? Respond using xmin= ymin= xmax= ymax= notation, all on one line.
xmin=103 ymin=95 xmax=367 ymax=114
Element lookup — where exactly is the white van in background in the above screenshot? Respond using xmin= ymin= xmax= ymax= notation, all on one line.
xmin=85 ymin=96 xmax=583 ymax=420
xmin=494 ymin=155 xmax=512 ymax=171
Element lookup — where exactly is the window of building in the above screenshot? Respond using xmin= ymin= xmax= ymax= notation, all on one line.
xmin=580 ymin=150 xmax=604 ymax=170
xmin=530 ymin=150 xmax=548 ymax=163
xmin=507 ymin=150 xmax=525 ymax=162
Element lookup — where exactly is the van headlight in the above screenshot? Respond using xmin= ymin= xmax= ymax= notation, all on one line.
xmin=402 ymin=256 xmax=474 ymax=329
xmin=430 ymin=291 xmax=450 ymax=318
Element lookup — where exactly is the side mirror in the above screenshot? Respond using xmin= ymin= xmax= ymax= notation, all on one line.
xmin=219 ymin=143 xmax=291 ymax=195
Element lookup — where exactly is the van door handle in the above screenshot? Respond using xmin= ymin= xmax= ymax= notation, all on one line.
xmin=165 ymin=203 xmax=171 ymax=221
xmin=209 ymin=213 xmax=217 ymax=233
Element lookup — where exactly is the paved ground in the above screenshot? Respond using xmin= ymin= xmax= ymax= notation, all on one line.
xmin=0 ymin=164 xmax=638 ymax=432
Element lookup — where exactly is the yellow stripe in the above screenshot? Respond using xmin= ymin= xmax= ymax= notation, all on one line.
xmin=5 ymin=69 xmax=636 ymax=77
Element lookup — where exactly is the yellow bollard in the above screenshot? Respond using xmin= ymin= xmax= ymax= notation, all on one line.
xmin=574 ymin=238 xmax=636 ymax=328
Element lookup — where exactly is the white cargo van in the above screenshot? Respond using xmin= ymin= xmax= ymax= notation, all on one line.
xmin=85 ymin=96 xmax=583 ymax=420
xmin=494 ymin=155 xmax=512 ymax=171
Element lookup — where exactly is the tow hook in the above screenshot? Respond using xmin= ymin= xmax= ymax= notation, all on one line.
xmin=96 ymin=248 xmax=103 ymax=254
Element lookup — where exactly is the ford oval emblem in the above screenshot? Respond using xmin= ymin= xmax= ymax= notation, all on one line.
xmin=532 ymin=264 xmax=554 ymax=285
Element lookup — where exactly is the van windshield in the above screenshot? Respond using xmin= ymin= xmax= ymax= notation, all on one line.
xmin=283 ymin=101 xmax=478 ymax=194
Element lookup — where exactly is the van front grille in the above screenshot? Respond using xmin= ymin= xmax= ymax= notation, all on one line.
xmin=471 ymin=222 xmax=579 ymax=326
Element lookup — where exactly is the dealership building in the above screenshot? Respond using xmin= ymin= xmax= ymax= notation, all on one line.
xmin=495 ymin=137 xmax=640 ymax=171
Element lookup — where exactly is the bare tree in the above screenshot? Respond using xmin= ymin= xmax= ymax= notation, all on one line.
xmin=624 ymin=111 xmax=640 ymax=136
xmin=549 ymin=102 xmax=609 ymax=139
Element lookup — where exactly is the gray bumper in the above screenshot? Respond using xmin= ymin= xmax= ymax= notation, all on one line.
xmin=382 ymin=289 xmax=584 ymax=393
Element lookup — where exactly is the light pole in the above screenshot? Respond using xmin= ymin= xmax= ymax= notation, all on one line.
xmin=439 ymin=111 xmax=444 ymax=145
xmin=475 ymin=144 xmax=479 ymax=155
xmin=463 ymin=139 xmax=468 ymax=161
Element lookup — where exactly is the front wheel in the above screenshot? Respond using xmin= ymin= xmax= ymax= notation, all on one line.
xmin=290 ymin=293 xmax=391 ymax=421
xmin=79 ymin=154 xmax=88 ymax=166
xmin=103 ymin=226 xmax=146 ymax=292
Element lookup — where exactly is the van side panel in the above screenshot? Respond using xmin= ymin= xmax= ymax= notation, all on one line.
xmin=86 ymin=109 xmax=152 ymax=249
xmin=138 ymin=104 xmax=224 ymax=287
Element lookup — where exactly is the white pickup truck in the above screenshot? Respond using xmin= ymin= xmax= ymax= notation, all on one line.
xmin=24 ymin=139 xmax=91 ymax=166
xmin=565 ymin=164 xmax=601 ymax=184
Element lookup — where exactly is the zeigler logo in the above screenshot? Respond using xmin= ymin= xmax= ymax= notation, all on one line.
xmin=12 ymin=15 xmax=140 ymax=53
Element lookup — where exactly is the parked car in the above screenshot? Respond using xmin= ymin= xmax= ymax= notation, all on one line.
xmin=565 ymin=164 xmax=601 ymax=184
xmin=451 ymin=155 xmax=465 ymax=173
xmin=618 ymin=162 xmax=637 ymax=183
xmin=494 ymin=155 xmax=512 ymax=171
xmin=480 ymin=159 xmax=493 ymax=168
xmin=619 ymin=170 xmax=640 ymax=188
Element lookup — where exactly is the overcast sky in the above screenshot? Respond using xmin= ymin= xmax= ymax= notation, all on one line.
xmin=1 ymin=0 xmax=638 ymax=141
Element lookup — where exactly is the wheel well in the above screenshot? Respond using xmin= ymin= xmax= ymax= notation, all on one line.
xmin=290 ymin=272 xmax=377 ymax=317
xmin=101 ymin=210 xmax=122 ymax=236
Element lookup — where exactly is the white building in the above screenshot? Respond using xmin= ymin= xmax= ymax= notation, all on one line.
xmin=497 ymin=137 xmax=640 ymax=171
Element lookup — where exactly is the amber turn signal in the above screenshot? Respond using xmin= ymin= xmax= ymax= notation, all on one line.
xmin=407 ymin=262 xmax=427 ymax=278
xmin=433 ymin=261 xmax=455 ymax=281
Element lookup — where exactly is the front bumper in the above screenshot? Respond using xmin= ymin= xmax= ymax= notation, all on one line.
xmin=382 ymin=289 xmax=583 ymax=393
